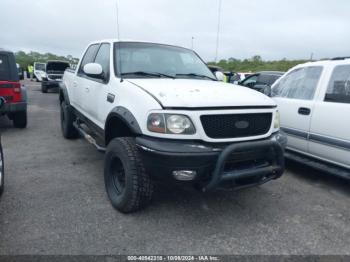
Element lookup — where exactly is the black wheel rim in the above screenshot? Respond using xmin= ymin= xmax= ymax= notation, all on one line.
xmin=110 ymin=156 xmax=126 ymax=195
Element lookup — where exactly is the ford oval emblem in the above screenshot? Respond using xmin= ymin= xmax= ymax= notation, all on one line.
xmin=235 ymin=120 xmax=249 ymax=129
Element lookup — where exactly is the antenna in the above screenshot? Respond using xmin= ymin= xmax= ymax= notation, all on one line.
xmin=214 ymin=0 xmax=222 ymax=63
xmin=116 ymin=0 xmax=123 ymax=82
xmin=116 ymin=0 xmax=121 ymax=40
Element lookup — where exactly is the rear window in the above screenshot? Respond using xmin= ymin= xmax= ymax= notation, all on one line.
xmin=325 ymin=65 xmax=350 ymax=104
xmin=0 ymin=55 xmax=10 ymax=80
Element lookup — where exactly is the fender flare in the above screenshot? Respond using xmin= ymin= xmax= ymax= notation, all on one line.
xmin=59 ymin=83 xmax=70 ymax=105
xmin=105 ymin=107 xmax=142 ymax=135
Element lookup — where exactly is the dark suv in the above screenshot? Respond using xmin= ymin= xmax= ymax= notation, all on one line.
xmin=239 ymin=71 xmax=284 ymax=94
xmin=0 ymin=49 xmax=27 ymax=128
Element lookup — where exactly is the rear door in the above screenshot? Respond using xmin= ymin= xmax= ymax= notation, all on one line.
xmin=272 ymin=66 xmax=323 ymax=153
xmin=309 ymin=64 xmax=350 ymax=168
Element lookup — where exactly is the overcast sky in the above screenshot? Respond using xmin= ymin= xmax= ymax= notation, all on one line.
xmin=0 ymin=0 xmax=349 ymax=61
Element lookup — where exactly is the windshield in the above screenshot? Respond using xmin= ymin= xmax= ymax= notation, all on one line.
xmin=114 ymin=42 xmax=215 ymax=80
xmin=35 ymin=63 xmax=46 ymax=71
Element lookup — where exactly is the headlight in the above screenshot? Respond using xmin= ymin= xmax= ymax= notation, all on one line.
xmin=274 ymin=111 xmax=280 ymax=129
xmin=147 ymin=113 xmax=195 ymax=135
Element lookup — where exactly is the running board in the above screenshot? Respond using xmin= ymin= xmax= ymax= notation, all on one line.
xmin=285 ymin=151 xmax=350 ymax=180
xmin=73 ymin=122 xmax=106 ymax=152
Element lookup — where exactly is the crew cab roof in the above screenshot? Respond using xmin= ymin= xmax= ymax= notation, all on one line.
xmin=290 ymin=59 xmax=350 ymax=70
xmin=87 ymin=39 xmax=190 ymax=51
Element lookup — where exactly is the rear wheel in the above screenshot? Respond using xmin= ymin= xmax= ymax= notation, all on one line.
xmin=41 ymin=83 xmax=48 ymax=93
xmin=60 ymin=100 xmax=79 ymax=139
xmin=0 ymin=144 xmax=4 ymax=196
xmin=13 ymin=110 xmax=27 ymax=128
xmin=104 ymin=137 xmax=153 ymax=213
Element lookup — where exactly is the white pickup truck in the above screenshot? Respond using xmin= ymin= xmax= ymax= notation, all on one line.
xmin=60 ymin=40 xmax=286 ymax=213
xmin=272 ymin=57 xmax=350 ymax=178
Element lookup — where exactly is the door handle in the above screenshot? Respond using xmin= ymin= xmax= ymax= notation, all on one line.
xmin=298 ymin=107 xmax=311 ymax=115
xmin=73 ymin=82 xmax=77 ymax=87
xmin=85 ymin=87 xmax=90 ymax=93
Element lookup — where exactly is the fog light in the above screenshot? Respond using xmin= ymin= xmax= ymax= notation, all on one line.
xmin=172 ymin=170 xmax=197 ymax=181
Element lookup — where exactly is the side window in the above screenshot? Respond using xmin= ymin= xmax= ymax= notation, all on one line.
xmin=257 ymin=74 xmax=270 ymax=85
xmin=272 ymin=66 xmax=322 ymax=100
xmin=325 ymin=65 xmax=350 ymax=104
xmin=0 ymin=55 xmax=10 ymax=80
xmin=94 ymin=43 xmax=111 ymax=80
xmin=78 ymin=44 xmax=100 ymax=74
xmin=242 ymin=75 xmax=258 ymax=85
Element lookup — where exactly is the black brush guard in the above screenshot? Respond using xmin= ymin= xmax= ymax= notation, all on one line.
xmin=202 ymin=140 xmax=285 ymax=192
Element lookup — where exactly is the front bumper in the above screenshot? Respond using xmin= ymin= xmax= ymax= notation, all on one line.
xmin=136 ymin=132 xmax=286 ymax=191
xmin=0 ymin=102 xmax=27 ymax=114
xmin=42 ymin=80 xmax=62 ymax=87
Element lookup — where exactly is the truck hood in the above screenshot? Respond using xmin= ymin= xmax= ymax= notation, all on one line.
xmin=46 ymin=62 xmax=70 ymax=73
xmin=128 ymin=79 xmax=276 ymax=108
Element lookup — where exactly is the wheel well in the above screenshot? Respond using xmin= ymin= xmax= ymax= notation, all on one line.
xmin=105 ymin=116 xmax=136 ymax=145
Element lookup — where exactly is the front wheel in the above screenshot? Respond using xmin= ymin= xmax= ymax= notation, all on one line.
xmin=13 ymin=110 xmax=27 ymax=128
xmin=104 ymin=137 xmax=153 ymax=213
xmin=0 ymin=144 xmax=5 ymax=196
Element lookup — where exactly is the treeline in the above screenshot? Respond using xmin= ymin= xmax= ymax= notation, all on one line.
xmin=208 ymin=55 xmax=310 ymax=73
xmin=15 ymin=51 xmax=79 ymax=69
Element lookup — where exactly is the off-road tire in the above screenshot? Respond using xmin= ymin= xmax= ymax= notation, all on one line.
xmin=41 ymin=83 xmax=48 ymax=93
xmin=0 ymin=145 xmax=4 ymax=196
xmin=104 ymin=137 xmax=153 ymax=213
xmin=60 ymin=100 xmax=79 ymax=139
xmin=13 ymin=110 xmax=27 ymax=128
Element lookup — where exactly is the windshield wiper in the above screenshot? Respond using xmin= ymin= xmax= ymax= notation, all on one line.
xmin=121 ymin=71 xmax=175 ymax=79
xmin=175 ymin=73 xmax=217 ymax=81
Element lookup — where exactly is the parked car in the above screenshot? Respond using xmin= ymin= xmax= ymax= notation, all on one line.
xmin=271 ymin=57 xmax=350 ymax=178
xmin=239 ymin=71 xmax=284 ymax=94
xmin=41 ymin=60 xmax=70 ymax=93
xmin=34 ymin=62 xmax=46 ymax=82
xmin=0 ymin=49 xmax=27 ymax=128
xmin=60 ymin=40 xmax=286 ymax=213
xmin=0 ymin=97 xmax=5 ymax=196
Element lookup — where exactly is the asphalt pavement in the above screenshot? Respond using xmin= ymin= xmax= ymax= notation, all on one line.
xmin=0 ymin=80 xmax=349 ymax=255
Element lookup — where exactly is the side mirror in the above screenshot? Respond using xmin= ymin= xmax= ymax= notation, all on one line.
xmin=215 ymin=71 xmax=225 ymax=81
xmin=254 ymin=84 xmax=271 ymax=96
xmin=83 ymin=63 xmax=104 ymax=79
xmin=0 ymin=97 xmax=5 ymax=109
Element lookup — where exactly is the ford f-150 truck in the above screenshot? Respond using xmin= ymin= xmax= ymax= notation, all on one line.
xmin=60 ymin=40 xmax=286 ymax=213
